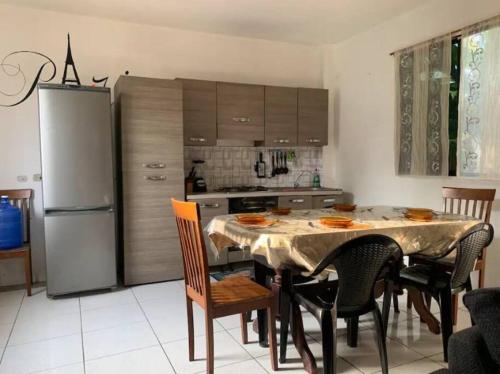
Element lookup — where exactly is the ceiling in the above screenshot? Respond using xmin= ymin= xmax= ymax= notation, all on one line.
xmin=0 ymin=0 xmax=431 ymax=45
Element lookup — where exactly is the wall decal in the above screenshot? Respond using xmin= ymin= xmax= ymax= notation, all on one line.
xmin=61 ymin=34 xmax=81 ymax=86
xmin=0 ymin=51 xmax=56 ymax=107
xmin=92 ymin=76 xmax=108 ymax=87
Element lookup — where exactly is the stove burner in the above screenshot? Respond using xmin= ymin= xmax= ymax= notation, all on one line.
xmin=214 ymin=185 xmax=268 ymax=193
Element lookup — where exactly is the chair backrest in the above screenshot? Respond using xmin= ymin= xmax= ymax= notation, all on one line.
xmin=0 ymin=189 xmax=32 ymax=243
xmin=312 ymin=235 xmax=402 ymax=315
xmin=442 ymin=187 xmax=496 ymax=223
xmin=451 ymin=223 xmax=494 ymax=291
xmin=171 ymin=198 xmax=211 ymax=306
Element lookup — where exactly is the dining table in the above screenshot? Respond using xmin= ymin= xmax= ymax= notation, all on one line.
xmin=206 ymin=206 xmax=480 ymax=372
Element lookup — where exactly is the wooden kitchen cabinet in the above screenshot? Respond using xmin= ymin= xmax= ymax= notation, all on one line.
xmin=312 ymin=195 xmax=342 ymax=209
xmin=264 ymin=86 xmax=298 ymax=146
xmin=178 ymin=78 xmax=217 ymax=146
xmin=189 ymin=198 xmax=228 ymax=266
xmin=278 ymin=195 xmax=312 ymax=210
xmin=217 ymin=82 xmax=265 ymax=140
xmin=115 ymin=76 xmax=185 ymax=285
xmin=298 ymin=88 xmax=328 ymax=146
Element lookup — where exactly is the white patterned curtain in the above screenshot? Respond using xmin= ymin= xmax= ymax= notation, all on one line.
xmin=458 ymin=16 xmax=500 ymax=178
xmin=395 ymin=35 xmax=451 ymax=176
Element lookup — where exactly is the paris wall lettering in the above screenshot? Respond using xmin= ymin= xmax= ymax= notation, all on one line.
xmin=0 ymin=33 xmax=109 ymax=107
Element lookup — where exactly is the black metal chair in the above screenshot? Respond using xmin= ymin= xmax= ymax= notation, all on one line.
xmin=280 ymin=235 xmax=403 ymax=374
xmin=386 ymin=223 xmax=494 ymax=362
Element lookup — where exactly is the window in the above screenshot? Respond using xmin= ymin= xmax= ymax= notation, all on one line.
xmin=395 ymin=15 xmax=500 ymax=179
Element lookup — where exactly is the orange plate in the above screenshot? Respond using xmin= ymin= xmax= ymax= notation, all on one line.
xmin=320 ymin=220 xmax=353 ymax=228
xmin=270 ymin=207 xmax=291 ymax=216
xmin=406 ymin=208 xmax=433 ymax=215
xmin=405 ymin=213 xmax=433 ymax=222
xmin=236 ymin=214 xmax=266 ymax=224
xmin=320 ymin=216 xmax=353 ymax=228
xmin=319 ymin=216 xmax=353 ymax=224
xmin=236 ymin=219 xmax=277 ymax=227
xmin=333 ymin=204 xmax=357 ymax=212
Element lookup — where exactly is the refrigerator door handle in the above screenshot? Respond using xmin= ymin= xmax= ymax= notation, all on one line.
xmin=45 ymin=206 xmax=114 ymax=215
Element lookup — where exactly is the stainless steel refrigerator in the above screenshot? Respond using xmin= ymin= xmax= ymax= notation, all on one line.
xmin=38 ymin=84 xmax=117 ymax=296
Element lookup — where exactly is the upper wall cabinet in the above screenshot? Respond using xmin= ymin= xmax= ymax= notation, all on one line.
xmin=178 ymin=79 xmax=217 ymax=146
xmin=217 ymin=82 xmax=265 ymax=141
xmin=298 ymin=88 xmax=328 ymax=146
xmin=264 ymin=86 xmax=298 ymax=146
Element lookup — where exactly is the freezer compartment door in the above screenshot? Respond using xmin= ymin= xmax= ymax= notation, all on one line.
xmin=38 ymin=87 xmax=114 ymax=208
xmin=44 ymin=210 xmax=117 ymax=296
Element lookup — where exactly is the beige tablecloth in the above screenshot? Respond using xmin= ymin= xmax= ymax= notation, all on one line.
xmin=206 ymin=206 xmax=480 ymax=274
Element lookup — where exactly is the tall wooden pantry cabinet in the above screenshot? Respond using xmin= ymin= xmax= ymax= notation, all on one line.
xmin=114 ymin=76 xmax=184 ymax=285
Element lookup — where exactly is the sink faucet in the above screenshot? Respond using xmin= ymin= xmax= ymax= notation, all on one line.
xmin=293 ymin=170 xmax=312 ymax=188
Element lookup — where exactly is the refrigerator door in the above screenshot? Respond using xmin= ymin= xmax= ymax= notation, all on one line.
xmin=38 ymin=86 xmax=114 ymax=209
xmin=45 ymin=209 xmax=117 ymax=296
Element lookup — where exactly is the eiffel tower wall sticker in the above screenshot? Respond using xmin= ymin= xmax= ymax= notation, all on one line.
xmin=62 ymin=33 xmax=81 ymax=86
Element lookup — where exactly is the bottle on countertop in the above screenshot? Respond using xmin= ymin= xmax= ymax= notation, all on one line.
xmin=256 ymin=152 xmax=266 ymax=178
xmin=312 ymin=168 xmax=321 ymax=188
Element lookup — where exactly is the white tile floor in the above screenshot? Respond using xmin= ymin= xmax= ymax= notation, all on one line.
xmin=0 ymin=282 xmax=472 ymax=374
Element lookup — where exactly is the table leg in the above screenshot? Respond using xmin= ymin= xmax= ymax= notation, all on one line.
xmin=408 ymin=288 xmax=441 ymax=334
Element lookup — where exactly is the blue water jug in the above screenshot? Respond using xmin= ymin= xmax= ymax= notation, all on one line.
xmin=0 ymin=195 xmax=23 ymax=249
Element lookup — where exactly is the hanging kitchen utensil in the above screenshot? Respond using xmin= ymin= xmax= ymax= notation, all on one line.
xmin=283 ymin=153 xmax=289 ymax=174
xmin=271 ymin=151 xmax=276 ymax=177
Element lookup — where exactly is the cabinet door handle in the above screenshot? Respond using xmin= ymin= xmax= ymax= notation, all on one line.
xmin=273 ymin=139 xmax=290 ymax=144
xmin=200 ymin=203 xmax=220 ymax=208
xmin=306 ymin=138 xmax=321 ymax=143
xmin=290 ymin=199 xmax=305 ymax=203
xmin=232 ymin=117 xmax=251 ymax=123
xmin=142 ymin=162 xmax=166 ymax=169
xmin=189 ymin=137 xmax=207 ymax=143
xmin=323 ymin=198 xmax=336 ymax=203
xmin=144 ymin=175 xmax=166 ymax=181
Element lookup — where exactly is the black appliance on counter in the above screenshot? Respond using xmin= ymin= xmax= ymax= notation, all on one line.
xmin=229 ymin=196 xmax=278 ymax=214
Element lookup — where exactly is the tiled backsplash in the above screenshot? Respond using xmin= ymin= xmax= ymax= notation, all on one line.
xmin=184 ymin=146 xmax=323 ymax=191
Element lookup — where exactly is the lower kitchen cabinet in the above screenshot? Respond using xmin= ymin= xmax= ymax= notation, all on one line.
xmin=312 ymin=194 xmax=342 ymax=209
xmin=278 ymin=195 xmax=312 ymax=210
xmin=190 ymin=198 xmax=229 ymax=266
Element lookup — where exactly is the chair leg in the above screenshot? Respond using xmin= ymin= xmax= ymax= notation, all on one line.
xmin=382 ymin=281 xmax=393 ymax=337
xmin=24 ymin=251 xmax=32 ymax=297
xmin=439 ymin=288 xmax=453 ymax=363
xmin=279 ymin=300 xmax=291 ymax=363
xmin=406 ymin=292 xmax=412 ymax=311
xmin=478 ymin=265 xmax=485 ymax=289
xmin=373 ymin=306 xmax=389 ymax=374
xmin=451 ymin=294 xmax=458 ymax=326
xmin=320 ymin=309 xmax=337 ymax=374
xmin=346 ymin=316 xmax=359 ymax=347
xmin=392 ymin=293 xmax=399 ymax=313
xmin=186 ymin=297 xmax=195 ymax=361
xmin=240 ymin=313 xmax=248 ymax=344
xmin=205 ymin=313 xmax=214 ymax=374
xmin=267 ymin=304 xmax=278 ymax=371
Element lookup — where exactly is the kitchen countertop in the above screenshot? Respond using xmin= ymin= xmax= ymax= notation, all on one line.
xmin=186 ymin=187 xmax=343 ymax=200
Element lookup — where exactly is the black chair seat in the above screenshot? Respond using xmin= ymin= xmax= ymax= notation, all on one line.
xmin=399 ymin=264 xmax=449 ymax=290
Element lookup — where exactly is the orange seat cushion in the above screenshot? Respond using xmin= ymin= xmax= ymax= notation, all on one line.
xmin=211 ymin=276 xmax=273 ymax=307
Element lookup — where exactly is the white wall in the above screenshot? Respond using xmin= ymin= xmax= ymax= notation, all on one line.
xmin=0 ymin=4 xmax=323 ymax=286
xmin=322 ymin=0 xmax=500 ymax=286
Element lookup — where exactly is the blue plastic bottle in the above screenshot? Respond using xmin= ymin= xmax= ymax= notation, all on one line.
xmin=0 ymin=195 xmax=23 ymax=249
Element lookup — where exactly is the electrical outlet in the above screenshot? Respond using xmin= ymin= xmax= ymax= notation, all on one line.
xmin=33 ymin=174 xmax=42 ymax=182
xmin=17 ymin=175 xmax=28 ymax=182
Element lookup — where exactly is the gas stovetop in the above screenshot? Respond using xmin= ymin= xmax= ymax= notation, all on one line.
xmin=214 ymin=185 xmax=268 ymax=193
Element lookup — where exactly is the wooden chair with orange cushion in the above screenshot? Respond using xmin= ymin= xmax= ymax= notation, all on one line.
xmin=0 ymin=189 xmax=33 ymax=296
xmin=408 ymin=187 xmax=495 ymax=324
xmin=171 ymin=198 xmax=277 ymax=374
